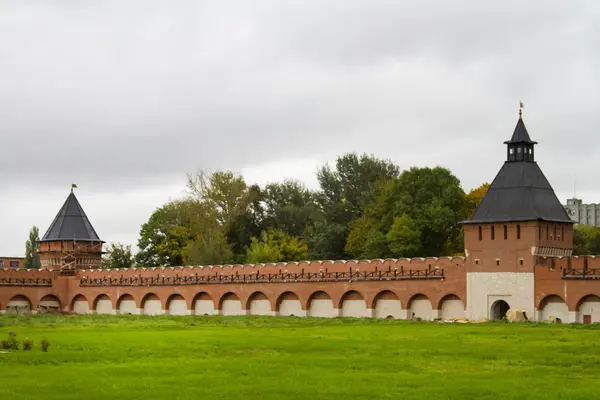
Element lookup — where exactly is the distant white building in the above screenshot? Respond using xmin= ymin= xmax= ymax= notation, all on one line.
xmin=565 ymin=198 xmax=600 ymax=227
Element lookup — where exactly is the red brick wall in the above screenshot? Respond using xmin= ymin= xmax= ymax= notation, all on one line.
xmin=0 ymin=257 xmax=24 ymax=270
xmin=0 ymin=257 xmax=466 ymax=314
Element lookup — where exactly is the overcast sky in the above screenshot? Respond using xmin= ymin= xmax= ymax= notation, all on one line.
xmin=1 ymin=1 xmax=599 ymax=256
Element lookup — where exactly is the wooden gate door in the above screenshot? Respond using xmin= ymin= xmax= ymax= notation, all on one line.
xmin=583 ymin=314 xmax=592 ymax=324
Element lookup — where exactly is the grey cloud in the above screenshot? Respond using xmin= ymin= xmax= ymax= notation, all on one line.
xmin=1 ymin=0 xmax=599 ymax=255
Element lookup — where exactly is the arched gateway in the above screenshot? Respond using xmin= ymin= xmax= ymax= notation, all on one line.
xmin=491 ymin=300 xmax=510 ymax=321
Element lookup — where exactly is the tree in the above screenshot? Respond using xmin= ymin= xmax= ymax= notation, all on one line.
xmin=101 ymin=243 xmax=133 ymax=269
xmin=304 ymin=221 xmax=348 ymax=260
xmin=464 ymin=183 xmax=490 ymax=219
xmin=135 ymin=200 xmax=205 ymax=267
xmin=187 ymin=170 xmax=252 ymax=227
xmin=187 ymin=170 xmax=264 ymax=262
xmin=24 ymin=226 xmax=41 ymax=269
xmin=573 ymin=225 xmax=600 ymax=255
xmin=316 ymin=153 xmax=400 ymax=224
xmin=245 ymin=229 xmax=308 ymax=264
xmin=345 ymin=167 xmax=466 ymax=259
xmin=308 ymin=153 xmax=400 ymax=259
xmin=262 ymin=180 xmax=319 ymax=238
xmin=386 ymin=215 xmax=422 ymax=258
xmin=183 ymin=229 xmax=233 ymax=265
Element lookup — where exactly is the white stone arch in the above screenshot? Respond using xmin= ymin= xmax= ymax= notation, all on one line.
xmin=193 ymin=292 xmax=216 ymax=315
xmin=71 ymin=294 xmax=90 ymax=314
xmin=6 ymin=295 xmax=32 ymax=314
xmin=117 ymin=294 xmax=137 ymax=315
xmin=277 ymin=292 xmax=303 ymax=317
xmin=408 ymin=294 xmax=432 ymax=321
xmin=94 ymin=294 xmax=113 ymax=314
xmin=247 ymin=292 xmax=272 ymax=316
xmin=220 ymin=292 xmax=244 ymax=316
xmin=577 ymin=295 xmax=600 ymax=323
xmin=539 ymin=295 xmax=569 ymax=322
xmin=373 ymin=290 xmax=403 ymax=319
xmin=307 ymin=291 xmax=336 ymax=318
xmin=141 ymin=293 xmax=162 ymax=316
xmin=39 ymin=294 xmax=61 ymax=313
xmin=439 ymin=294 xmax=465 ymax=320
xmin=340 ymin=290 xmax=369 ymax=318
xmin=167 ymin=293 xmax=189 ymax=316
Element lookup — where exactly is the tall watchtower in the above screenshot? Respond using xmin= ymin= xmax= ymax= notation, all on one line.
xmin=461 ymin=110 xmax=574 ymax=320
xmin=38 ymin=189 xmax=104 ymax=275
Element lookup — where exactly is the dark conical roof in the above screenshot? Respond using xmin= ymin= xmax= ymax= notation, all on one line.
xmin=463 ymin=162 xmax=572 ymax=224
xmin=503 ymin=117 xmax=537 ymax=144
xmin=463 ymin=115 xmax=572 ymax=225
xmin=40 ymin=191 xmax=103 ymax=242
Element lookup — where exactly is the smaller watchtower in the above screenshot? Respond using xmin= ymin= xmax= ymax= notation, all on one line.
xmin=38 ymin=187 xmax=104 ymax=275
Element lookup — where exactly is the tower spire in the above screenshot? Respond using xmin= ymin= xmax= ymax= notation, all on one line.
xmin=519 ymin=101 xmax=524 ymax=119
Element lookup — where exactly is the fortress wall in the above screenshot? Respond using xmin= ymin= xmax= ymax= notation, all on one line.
xmin=0 ymin=258 xmax=467 ymax=319
xmin=535 ymin=256 xmax=600 ymax=322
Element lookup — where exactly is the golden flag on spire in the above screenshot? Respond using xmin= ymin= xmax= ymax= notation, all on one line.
xmin=519 ymin=101 xmax=524 ymax=117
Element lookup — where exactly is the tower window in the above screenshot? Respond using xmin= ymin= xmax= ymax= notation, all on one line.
xmin=509 ymin=148 xmax=514 ymax=154
xmin=546 ymin=225 xmax=549 ymax=240
xmin=539 ymin=225 xmax=542 ymax=240
xmin=478 ymin=226 xmax=482 ymax=241
xmin=517 ymin=147 xmax=522 ymax=153
xmin=517 ymin=225 xmax=521 ymax=239
xmin=554 ymin=226 xmax=557 ymax=240
xmin=561 ymin=227 xmax=564 ymax=241
xmin=504 ymin=225 xmax=507 ymax=240
xmin=491 ymin=226 xmax=495 ymax=240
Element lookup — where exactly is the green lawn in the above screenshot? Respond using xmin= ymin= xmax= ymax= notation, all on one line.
xmin=0 ymin=315 xmax=599 ymax=399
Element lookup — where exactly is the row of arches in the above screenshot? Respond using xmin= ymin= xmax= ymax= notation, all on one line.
xmin=488 ymin=295 xmax=600 ymax=323
xmin=5 ymin=292 xmax=600 ymax=323
xmin=4 ymin=291 xmax=466 ymax=320
xmin=538 ymin=294 xmax=600 ymax=323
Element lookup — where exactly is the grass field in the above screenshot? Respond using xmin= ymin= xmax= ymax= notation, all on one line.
xmin=1 ymin=315 xmax=599 ymax=400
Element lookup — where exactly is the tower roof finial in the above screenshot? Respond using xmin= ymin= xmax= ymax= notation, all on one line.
xmin=519 ymin=101 xmax=524 ymax=119
xmin=71 ymin=183 xmax=77 ymax=193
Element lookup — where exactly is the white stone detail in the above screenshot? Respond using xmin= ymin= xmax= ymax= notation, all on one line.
xmin=39 ymin=298 xmax=61 ymax=313
xmin=466 ymin=272 xmax=535 ymax=320
xmin=409 ymin=298 xmax=433 ymax=320
xmin=308 ymin=299 xmax=335 ymax=318
xmin=279 ymin=300 xmax=304 ymax=317
xmin=341 ymin=299 xmax=369 ymax=318
xmin=73 ymin=300 xmax=90 ymax=314
xmin=577 ymin=298 xmax=600 ymax=323
xmin=440 ymin=299 xmax=465 ymax=320
xmin=540 ymin=299 xmax=569 ymax=323
xmin=119 ymin=300 xmax=137 ymax=314
xmin=569 ymin=311 xmax=578 ymax=323
xmin=168 ymin=299 xmax=189 ymax=316
xmin=143 ymin=300 xmax=163 ymax=316
xmin=249 ymin=299 xmax=272 ymax=316
xmin=96 ymin=299 xmax=113 ymax=314
xmin=374 ymin=299 xmax=403 ymax=319
xmin=221 ymin=299 xmax=244 ymax=316
xmin=194 ymin=300 xmax=215 ymax=315
xmin=6 ymin=299 xmax=31 ymax=313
